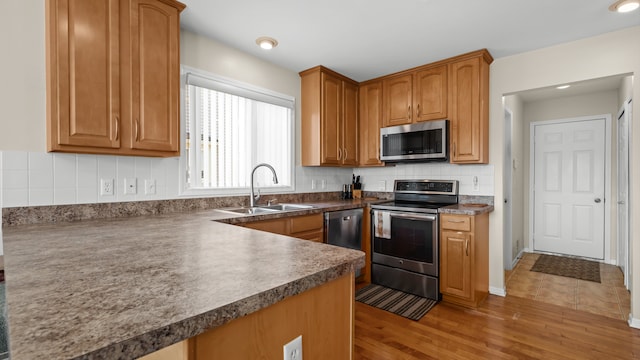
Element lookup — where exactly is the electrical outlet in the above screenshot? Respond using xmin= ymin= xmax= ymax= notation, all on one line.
xmin=311 ymin=179 xmax=317 ymax=190
xmin=124 ymin=178 xmax=137 ymax=195
xmin=100 ymin=179 xmax=114 ymax=196
xmin=378 ymin=180 xmax=386 ymax=191
xmin=473 ymin=176 xmax=480 ymax=192
xmin=320 ymin=179 xmax=326 ymax=189
xmin=283 ymin=335 xmax=302 ymax=360
xmin=144 ymin=179 xmax=156 ymax=195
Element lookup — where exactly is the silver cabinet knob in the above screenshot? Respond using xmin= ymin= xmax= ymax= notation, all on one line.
xmin=595 ymin=198 xmax=602 ymax=203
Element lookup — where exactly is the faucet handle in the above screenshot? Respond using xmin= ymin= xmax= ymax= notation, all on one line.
xmin=253 ymin=189 xmax=261 ymax=203
xmin=267 ymin=198 xmax=278 ymax=206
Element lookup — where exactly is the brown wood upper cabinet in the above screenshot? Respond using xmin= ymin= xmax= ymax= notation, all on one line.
xmin=46 ymin=0 xmax=185 ymax=157
xmin=382 ymin=64 xmax=448 ymax=127
xmin=300 ymin=66 xmax=358 ymax=166
xmin=358 ymin=81 xmax=384 ymax=167
xmin=448 ymin=51 xmax=492 ymax=164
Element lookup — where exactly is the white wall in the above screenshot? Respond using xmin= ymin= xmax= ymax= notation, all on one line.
xmin=504 ymin=94 xmax=525 ymax=262
xmin=0 ymin=1 xmax=46 ymax=152
xmin=490 ymin=25 xmax=640 ymax=322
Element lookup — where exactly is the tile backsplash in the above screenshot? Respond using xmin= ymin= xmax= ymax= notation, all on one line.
xmin=1 ymin=151 xmax=181 ymax=207
xmin=1 ymin=150 xmax=494 ymax=208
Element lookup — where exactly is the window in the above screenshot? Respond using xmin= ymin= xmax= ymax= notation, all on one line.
xmin=181 ymin=67 xmax=294 ymax=195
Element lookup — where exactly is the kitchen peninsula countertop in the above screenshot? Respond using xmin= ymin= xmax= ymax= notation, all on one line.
xmin=2 ymin=200 xmax=372 ymax=360
xmin=439 ymin=203 xmax=494 ymax=215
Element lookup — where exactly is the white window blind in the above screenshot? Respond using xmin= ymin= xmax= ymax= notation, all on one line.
xmin=183 ymin=71 xmax=293 ymax=191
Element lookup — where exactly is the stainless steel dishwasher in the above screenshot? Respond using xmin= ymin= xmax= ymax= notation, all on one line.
xmin=324 ymin=208 xmax=363 ymax=276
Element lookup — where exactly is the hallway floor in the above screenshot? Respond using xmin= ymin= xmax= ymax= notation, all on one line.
xmin=505 ymin=252 xmax=630 ymax=321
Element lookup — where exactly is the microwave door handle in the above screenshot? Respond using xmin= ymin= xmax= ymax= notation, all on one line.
xmin=388 ymin=213 xmax=437 ymax=222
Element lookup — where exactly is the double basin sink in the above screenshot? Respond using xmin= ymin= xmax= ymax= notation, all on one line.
xmin=218 ymin=203 xmax=315 ymax=215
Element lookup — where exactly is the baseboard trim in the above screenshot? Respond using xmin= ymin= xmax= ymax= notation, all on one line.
xmin=629 ymin=315 xmax=640 ymax=329
xmin=489 ymin=286 xmax=506 ymax=297
xmin=512 ymin=249 xmax=525 ymax=268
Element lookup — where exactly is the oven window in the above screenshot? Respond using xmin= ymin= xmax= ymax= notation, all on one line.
xmin=374 ymin=216 xmax=435 ymax=263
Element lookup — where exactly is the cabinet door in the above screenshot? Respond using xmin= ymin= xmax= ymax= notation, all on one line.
xmin=321 ymin=73 xmax=342 ymax=165
xmin=243 ymin=218 xmax=288 ymax=235
xmin=413 ymin=65 xmax=447 ymax=122
xmin=47 ymin=0 xmax=120 ymax=150
xmin=440 ymin=230 xmax=472 ymax=299
xmin=449 ymin=57 xmax=485 ymax=163
xmin=358 ymin=82 xmax=383 ymax=166
xmin=128 ymin=0 xmax=181 ymax=154
xmin=383 ymin=74 xmax=412 ymax=126
xmin=290 ymin=213 xmax=323 ymax=234
xmin=341 ymin=81 xmax=359 ymax=166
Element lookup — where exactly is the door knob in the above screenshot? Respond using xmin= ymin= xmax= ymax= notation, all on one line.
xmin=594 ymin=198 xmax=602 ymax=203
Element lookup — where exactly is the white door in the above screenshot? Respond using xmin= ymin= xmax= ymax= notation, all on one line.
xmin=617 ymin=100 xmax=631 ymax=288
xmin=533 ymin=118 xmax=606 ymax=259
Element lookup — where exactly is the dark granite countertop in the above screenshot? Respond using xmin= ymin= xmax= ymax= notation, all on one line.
xmin=2 ymin=199 xmax=378 ymax=360
xmin=439 ymin=203 xmax=495 ymax=215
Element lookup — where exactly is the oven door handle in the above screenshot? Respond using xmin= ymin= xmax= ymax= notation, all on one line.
xmin=388 ymin=213 xmax=437 ymax=222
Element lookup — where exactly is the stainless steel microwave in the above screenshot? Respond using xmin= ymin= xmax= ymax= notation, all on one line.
xmin=380 ymin=120 xmax=449 ymax=162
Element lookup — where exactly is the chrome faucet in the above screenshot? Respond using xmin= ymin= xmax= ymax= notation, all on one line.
xmin=250 ymin=163 xmax=279 ymax=207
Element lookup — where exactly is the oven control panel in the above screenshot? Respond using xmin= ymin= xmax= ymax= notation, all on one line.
xmin=394 ymin=180 xmax=458 ymax=195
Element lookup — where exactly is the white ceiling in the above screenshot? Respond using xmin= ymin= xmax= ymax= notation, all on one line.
xmin=514 ymin=74 xmax=630 ymax=103
xmin=179 ymin=0 xmax=640 ymax=82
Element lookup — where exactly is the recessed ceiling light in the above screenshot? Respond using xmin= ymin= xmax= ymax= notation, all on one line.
xmin=609 ymin=0 xmax=640 ymax=12
xmin=556 ymin=85 xmax=571 ymax=89
xmin=256 ymin=36 xmax=278 ymax=50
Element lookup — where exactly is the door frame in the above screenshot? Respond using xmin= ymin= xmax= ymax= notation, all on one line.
xmin=617 ymin=99 xmax=632 ymax=288
xmin=529 ymin=114 xmax=612 ymax=262
xmin=503 ymin=107 xmax=514 ymax=270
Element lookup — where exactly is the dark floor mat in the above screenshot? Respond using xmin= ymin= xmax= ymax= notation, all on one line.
xmin=530 ymin=254 xmax=600 ymax=282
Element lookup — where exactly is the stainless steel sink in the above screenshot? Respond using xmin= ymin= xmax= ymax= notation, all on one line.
xmin=218 ymin=207 xmax=280 ymax=215
xmin=217 ymin=203 xmax=315 ymax=215
xmin=259 ymin=203 xmax=315 ymax=211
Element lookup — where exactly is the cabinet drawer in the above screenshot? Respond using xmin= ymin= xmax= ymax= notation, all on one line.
xmin=244 ymin=219 xmax=288 ymax=235
xmin=441 ymin=215 xmax=471 ymax=232
xmin=296 ymin=230 xmax=324 ymax=243
xmin=290 ymin=213 xmax=323 ymax=234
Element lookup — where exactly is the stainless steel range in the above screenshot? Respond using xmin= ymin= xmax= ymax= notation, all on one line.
xmin=369 ymin=179 xmax=458 ymax=300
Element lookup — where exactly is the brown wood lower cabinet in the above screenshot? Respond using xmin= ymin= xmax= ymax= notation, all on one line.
xmin=242 ymin=213 xmax=324 ymax=242
xmin=440 ymin=212 xmax=489 ymax=308
xmin=141 ymin=274 xmax=354 ymax=360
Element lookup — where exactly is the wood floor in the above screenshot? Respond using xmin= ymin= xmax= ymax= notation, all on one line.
xmin=354 ymin=293 xmax=640 ymax=359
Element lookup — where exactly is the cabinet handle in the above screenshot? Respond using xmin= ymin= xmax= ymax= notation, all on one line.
xmin=337 ymin=148 xmax=342 ymax=160
xmin=114 ymin=116 xmax=119 ymax=141
xmin=453 ymin=142 xmax=457 ymax=157
xmin=135 ymin=118 xmax=140 ymax=141
xmin=416 ymin=104 xmax=420 ymax=117
xmin=448 ymin=219 xmax=465 ymax=223
xmin=407 ymin=105 xmax=411 ymax=120
xmin=344 ymin=148 xmax=348 ymax=160
xmin=465 ymin=239 xmax=469 ymax=256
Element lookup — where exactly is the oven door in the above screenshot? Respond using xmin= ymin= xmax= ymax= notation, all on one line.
xmin=371 ymin=209 xmax=439 ymax=276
